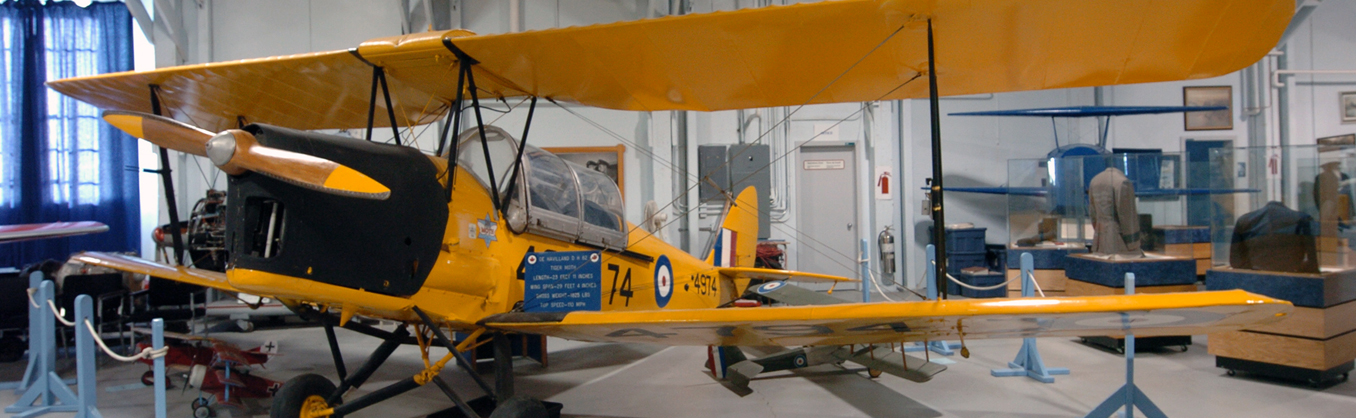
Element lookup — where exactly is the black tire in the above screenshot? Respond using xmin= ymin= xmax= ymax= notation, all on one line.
xmin=271 ymin=373 xmax=337 ymax=418
xmin=142 ymin=370 xmax=156 ymax=386
xmin=0 ymin=335 xmax=24 ymax=363
xmin=1226 ymin=369 xmax=1236 ymax=376
xmin=488 ymin=396 xmax=549 ymax=418
xmin=193 ymin=404 xmax=213 ymax=418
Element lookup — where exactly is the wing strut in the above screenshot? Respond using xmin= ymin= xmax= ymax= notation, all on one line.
xmin=439 ymin=46 xmax=471 ymax=202
xmin=501 ymin=97 xmax=537 ymax=210
xmin=147 ymin=85 xmax=187 ymax=266
xmin=926 ymin=19 xmax=948 ymax=298
xmin=441 ymin=40 xmax=518 ymax=216
xmin=362 ymin=66 xmax=404 ymax=146
xmin=464 ymin=59 xmax=502 ymax=214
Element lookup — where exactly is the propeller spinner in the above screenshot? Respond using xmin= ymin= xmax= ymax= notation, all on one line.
xmin=103 ymin=111 xmax=390 ymax=200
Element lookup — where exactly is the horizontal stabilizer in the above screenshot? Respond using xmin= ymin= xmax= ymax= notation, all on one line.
xmin=720 ymin=267 xmax=855 ymax=283
xmin=745 ymin=281 xmax=849 ymax=306
xmin=834 ymin=345 xmax=946 ymax=383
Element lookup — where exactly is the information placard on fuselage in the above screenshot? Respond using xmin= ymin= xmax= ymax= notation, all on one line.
xmin=523 ymin=251 xmax=602 ymax=312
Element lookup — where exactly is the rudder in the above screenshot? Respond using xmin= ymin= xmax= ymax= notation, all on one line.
xmin=705 ymin=186 xmax=759 ymax=269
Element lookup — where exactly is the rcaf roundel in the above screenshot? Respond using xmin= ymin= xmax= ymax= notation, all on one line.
xmin=654 ymin=255 xmax=673 ymax=308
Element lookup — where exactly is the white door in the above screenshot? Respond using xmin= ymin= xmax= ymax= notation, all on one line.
xmin=797 ymin=145 xmax=858 ymax=279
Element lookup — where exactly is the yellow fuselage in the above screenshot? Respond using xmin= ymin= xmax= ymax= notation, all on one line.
xmin=226 ymin=159 xmax=725 ymax=328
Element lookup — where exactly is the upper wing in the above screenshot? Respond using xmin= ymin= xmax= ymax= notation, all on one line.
xmin=69 ymin=252 xmax=245 ymax=295
xmin=483 ymin=290 xmax=1290 ymax=347
xmin=0 ymin=221 xmax=107 ymax=244
xmin=48 ymin=0 xmax=1291 ymax=131
xmin=718 ymin=267 xmax=855 ymax=283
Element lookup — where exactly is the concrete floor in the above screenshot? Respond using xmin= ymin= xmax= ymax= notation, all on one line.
xmin=4 ymin=321 xmax=1355 ymax=417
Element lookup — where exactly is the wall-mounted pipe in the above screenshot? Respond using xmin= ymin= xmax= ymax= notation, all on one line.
xmin=1271 ymin=69 xmax=1356 ymax=88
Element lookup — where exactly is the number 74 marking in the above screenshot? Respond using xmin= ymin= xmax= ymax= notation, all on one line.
xmin=607 ymin=264 xmax=633 ymax=306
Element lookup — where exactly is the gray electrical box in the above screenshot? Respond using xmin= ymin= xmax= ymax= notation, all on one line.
xmin=697 ymin=144 xmax=771 ymax=239
xmin=729 ymin=144 xmax=771 ymax=239
xmin=697 ymin=145 xmax=729 ymax=202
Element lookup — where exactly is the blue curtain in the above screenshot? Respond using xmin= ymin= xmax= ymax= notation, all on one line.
xmin=0 ymin=0 xmax=137 ymax=267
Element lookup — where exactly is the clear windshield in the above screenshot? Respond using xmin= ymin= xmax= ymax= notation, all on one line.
xmin=525 ymin=147 xmax=580 ymax=217
xmin=456 ymin=127 xmax=518 ymax=195
xmin=570 ymin=161 xmax=625 ymax=233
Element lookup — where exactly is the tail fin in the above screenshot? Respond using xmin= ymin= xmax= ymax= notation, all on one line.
xmin=705 ymin=186 xmax=759 ymax=268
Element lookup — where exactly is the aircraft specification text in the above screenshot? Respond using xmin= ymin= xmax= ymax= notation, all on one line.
xmin=523 ymin=251 xmax=602 ymax=312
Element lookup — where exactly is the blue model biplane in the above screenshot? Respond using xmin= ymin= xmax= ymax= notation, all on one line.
xmin=942 ymin=105 xmax=1255 ymax=200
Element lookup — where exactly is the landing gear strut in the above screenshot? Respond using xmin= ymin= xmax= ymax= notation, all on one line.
xmin=269 ymin=307 xmax=549 ymax=418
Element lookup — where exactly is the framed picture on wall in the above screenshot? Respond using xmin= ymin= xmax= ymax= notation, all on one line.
xmin=545 ymin=145 xmax=626 ymax=197
xmin=1341 ymin=92 xmax=1356 ymax=123
xmin=1318 ymin=133 xmax=1355 ymax=152
xmin=1183 ymin=86 xmax=1233 ymax=131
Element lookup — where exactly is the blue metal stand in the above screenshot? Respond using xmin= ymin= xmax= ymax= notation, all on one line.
xmin=860 ymin=239 xmax=871 ymax=303
xmin=6 ymin=277 xmax=79 ymax=418
xmin=2 ymin=271 xmax=45 ymax=393
xmin=152 ymin=318 xmax=166 ymax=418
xmin=73 ymin=295 xmax=102 ymax=418
xmin=991 ymin=253 xmax=1069 ymax=383
xmin=905 ymin=245 xmax=957 ymax=356
xmin=1083 ymin=273 xmax=1169 ymax=418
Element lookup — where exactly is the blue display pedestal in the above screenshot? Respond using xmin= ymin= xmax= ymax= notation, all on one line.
xmin=1207 ymin=267 xmax=1356 ymax=386
xmin=1065 ymin=254 xmax=1196 ymax=288
xmin=905 ymin=245 xmax=957 ymax=356
xmin=991 ymin=253 xmax=1069 ymax=383
xmin=1083 ymin=273 xmax=1169 ymax=418
xmin=6 ymin=277 xmax=79 ymax=418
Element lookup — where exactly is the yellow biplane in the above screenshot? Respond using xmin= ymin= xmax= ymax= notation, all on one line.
xmin=47 ymin=1 xmax=1296 ymax=417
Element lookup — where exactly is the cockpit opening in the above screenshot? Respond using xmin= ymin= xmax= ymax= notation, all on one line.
xmin=455 ymin=127 xmax=628 ymax=249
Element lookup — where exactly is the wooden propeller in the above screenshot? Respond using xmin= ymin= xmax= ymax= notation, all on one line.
xmin=103 ymin=111 xmax=390 ymax=200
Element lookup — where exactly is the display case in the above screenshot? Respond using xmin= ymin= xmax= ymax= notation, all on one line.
xmin=1004 ymin=152 xmax=1190 ymax=297
xmin=1204 ymin=144 xmax=1356 ymax=386
xmin=1006 ymin=152 xmax=1187 ymax=250
xmin=1206 ymin=145 xmax=1356 ymax=272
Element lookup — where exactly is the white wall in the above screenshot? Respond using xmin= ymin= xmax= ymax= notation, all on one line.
xmin=141 ymin=0 xmax=1355 ymax=293
xmin=1286 ymin=0 xmax=1356 ymax=144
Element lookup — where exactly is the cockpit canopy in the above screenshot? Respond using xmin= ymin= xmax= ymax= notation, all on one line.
xmin=456 ymin=127 xmax=627 ymax=248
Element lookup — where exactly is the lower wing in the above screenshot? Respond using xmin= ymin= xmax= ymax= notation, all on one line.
xmin=483 ymin=291 xmax=1290 ymax=347
xmin=70 ymin=252 xmax=245 ymax=294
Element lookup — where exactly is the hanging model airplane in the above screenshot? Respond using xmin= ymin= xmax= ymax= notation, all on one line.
xmin=0 ymin=222 xmax=108 ymax=244
xmin=43 ymin=1 xmax=1297 ymax=417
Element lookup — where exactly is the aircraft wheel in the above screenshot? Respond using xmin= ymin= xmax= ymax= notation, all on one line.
xmin=271 ymin=373 xmax=336 ymax=418
xmin=0 ymin=335 xmax=24 ymax=362
xmin=141 ymin=370 xmax=157 ymax=386
xmin=867 ymin=369 xmax=883 ymax=378
xmin=236 ymin=320 xmax=255 ymax=333
xmin=488 ymin=396 xmax=549 ymax=418
xmin=193 ymin=404 xmax=214 ymax=418
xmin=1226 ymin=369 xmax=1236 ymax=377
